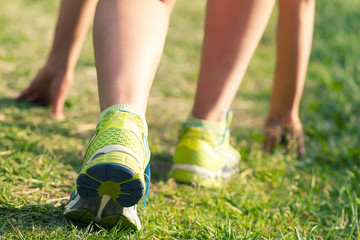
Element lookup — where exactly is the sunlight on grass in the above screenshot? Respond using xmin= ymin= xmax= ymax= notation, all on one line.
xmin=1 ymin=0 xmax=359 ymax=239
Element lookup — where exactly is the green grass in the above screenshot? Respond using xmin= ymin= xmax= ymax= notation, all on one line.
xmin=1 ymin=0 xmax=360 ymax=239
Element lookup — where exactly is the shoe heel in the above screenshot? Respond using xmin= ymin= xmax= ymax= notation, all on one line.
xmin=77 ymin=152 xmax=144 ymax=207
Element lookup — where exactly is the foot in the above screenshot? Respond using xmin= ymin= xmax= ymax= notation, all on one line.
xmin=64 ymin=109 xmax=151 ymax=229
xmin=169 ymin=111 xmax=240 ymax=188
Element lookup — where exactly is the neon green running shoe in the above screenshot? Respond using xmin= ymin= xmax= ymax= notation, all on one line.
xmin=64 ymin=109 xmax=150 ymax=229
xmin=64 ymin=188 xmax=141 ymax=230
xmin=169 ymin=110 xmax=240 ymax=188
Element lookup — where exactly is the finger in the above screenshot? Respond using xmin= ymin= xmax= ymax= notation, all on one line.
xmin=52 ymin=111 xmax=65 ymax=121
xmin=263 ymin=126 xmax=281 ymax=152
xmin=25 ymin=92 xmax=41 ymax=102
xmin=51 ymin=89 xmax=68 ymax=121
xmin=17 ymin=67 xmax=46 ymax=101
xmin=52 ymin=100 xmax=65 ymax=121
xmin=16 ymin=87 xmax=32 ymax=101
xmin=263 ymin=135 xmax=277 ymax=152
xmin=51 ymin=75 xmax=74 ymax=120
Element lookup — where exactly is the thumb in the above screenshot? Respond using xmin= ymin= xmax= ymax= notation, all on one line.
xmin=50 ymin=73 xmax=74 ymax=120
xmin=51 ymin=91 xmax=67 ymax=121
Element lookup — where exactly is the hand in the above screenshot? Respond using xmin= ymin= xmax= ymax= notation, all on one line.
xmin=17 ymin=63 xmax=74 ymax=120
xmin=263 ymin=118 xmax=306 ymax=158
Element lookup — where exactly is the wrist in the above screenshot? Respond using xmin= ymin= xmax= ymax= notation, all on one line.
xmin=47 ymin=52 xmax=77 ymax=72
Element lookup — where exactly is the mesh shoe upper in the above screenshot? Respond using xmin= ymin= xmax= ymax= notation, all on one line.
xmin=170 ymin=110 xmax=240 ymax=186
xmin=84 ymin=110 xmax=149 ymax=169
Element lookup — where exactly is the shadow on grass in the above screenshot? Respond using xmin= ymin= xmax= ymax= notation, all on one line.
xmin=1 ymin=97 xmax=178 ymax=181
xmin=0 ymin=203 xmax=66 ymax=234
xmin=0 ymin=98 xmax=87 ymax=171
xmin=150 ymin=152 xmax=173 ymax=182
xmin=0 ymin=200 xmax=139 ymax=236
xmin=0 ymin=96 xmax=50 ymax=110
xmin=0 ymin=97 xmax=16 ymax=108
xmin=1 ymin=121 xmax=84 ymax=170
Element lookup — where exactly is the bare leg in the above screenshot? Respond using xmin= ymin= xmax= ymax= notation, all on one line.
xmin=264 ymin=0 xmax=315 ymax=156
xmin=93 ymin=0 xmax=176 ymax=113
xmin=17 ymin=0 xmax=97 ymax=120
xmin=192 ymin=0 xmax=276 ymax=122
xmin=65 ymin=1 xmax=176 ymax=229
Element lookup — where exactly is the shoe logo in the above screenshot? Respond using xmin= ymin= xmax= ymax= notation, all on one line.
xmin=84 ymin=128 xmax=99 ymax=160
xmin=142 ymin=133 xmax=151 ymax=161
xmin=214 ymin=147 xmax=238 ymax=163
xmin=83 ymin=114 xmax=119 ymax=160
